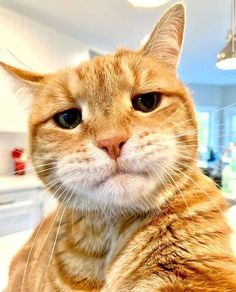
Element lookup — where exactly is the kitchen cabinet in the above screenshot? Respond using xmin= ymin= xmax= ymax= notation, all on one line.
xmin=0 ymin=197 xmax=43 ymax=236
xmin=0 ymin=174 xmax=57 ymax=236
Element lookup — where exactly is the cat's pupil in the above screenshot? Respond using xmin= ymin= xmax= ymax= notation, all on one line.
xmin=132 ymin=92 xmax=161 ymax=113
xmin=54 ymin=109 xmax=82 ymax=129
xmin=140 ymin=94 xmax=155 ymax=109
xmin=62 ymin=111 xmax=78 ymax=124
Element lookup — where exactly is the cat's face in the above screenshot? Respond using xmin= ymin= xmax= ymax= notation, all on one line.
xmin=1 ymin=4 xmax=198 ymax=213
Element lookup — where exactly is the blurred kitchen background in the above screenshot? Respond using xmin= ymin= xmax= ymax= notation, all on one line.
xmin=0 ymin=0 xmax=236 ymax=290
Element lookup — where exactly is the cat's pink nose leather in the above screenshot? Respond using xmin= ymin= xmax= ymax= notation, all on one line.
xmin=97 ymin=135 xmax=128 ymax=160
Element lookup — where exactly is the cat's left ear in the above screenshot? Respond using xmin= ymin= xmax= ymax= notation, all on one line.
xmin=0 ymin=62 xmax=45 ymax=113
xmin=141 ymin=3 xmax=185 ymax=67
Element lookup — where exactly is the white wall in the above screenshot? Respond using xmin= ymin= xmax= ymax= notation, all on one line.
xmin=221 ymin=86 xmax=236 ymax=107
xmin=188 ymin=84 xmax=222 ymax=108
xmin=0 ymin=5 xmax=93 ymax=72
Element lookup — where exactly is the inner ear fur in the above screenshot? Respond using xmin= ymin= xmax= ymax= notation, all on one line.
xmin=0 ymin=61 xmax=45 ymax=112
xmin=141 ymin=3 xmax=185 ymax=67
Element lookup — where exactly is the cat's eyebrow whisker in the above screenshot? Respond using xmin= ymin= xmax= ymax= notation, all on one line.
xmin=131 ymin=45 xmax=147 ymax=79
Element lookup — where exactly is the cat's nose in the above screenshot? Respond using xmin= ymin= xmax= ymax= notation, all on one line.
xmin=97 ymin=134 xmax=128 ymax=160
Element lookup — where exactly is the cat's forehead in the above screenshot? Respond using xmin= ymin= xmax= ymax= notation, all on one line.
xmin=38 ymin=49 xmax=182 ymax=119
xmin=63 ymin=50 xmax=176 ymax=105
xmin=68 ymin=50 xmax=136 ymax=102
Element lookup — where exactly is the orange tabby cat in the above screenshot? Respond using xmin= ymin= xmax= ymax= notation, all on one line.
xmin=2 ymin=4 xmax=236 ymax=291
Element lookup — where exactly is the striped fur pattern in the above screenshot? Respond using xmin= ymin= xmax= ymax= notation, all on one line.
xmin=3 ymin=4 xmax=236 ymax=291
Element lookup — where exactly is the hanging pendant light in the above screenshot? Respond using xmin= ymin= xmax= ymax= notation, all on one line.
xmin=216 ymin=0 xmax=236 ymax=70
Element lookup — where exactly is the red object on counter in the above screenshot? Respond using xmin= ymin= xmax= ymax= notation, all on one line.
xmin=11 ymin=148 xmax=26 ymax=175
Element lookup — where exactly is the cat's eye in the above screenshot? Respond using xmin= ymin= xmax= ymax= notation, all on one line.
xmin=132 ymin=92 xmax=161 ymax=113
xmin=54 ymin=108 xmax=82 ymax=129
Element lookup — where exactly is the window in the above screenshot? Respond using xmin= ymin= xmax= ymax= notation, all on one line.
xmin=224 ymin=108 xmax=236 ymax=146
xmin=196 ymin=106 xmax=217 ymax=150
xmin=196 ymin=111 xmax=210 ymax=148
xmin=231 ymin=114 xmax=236 ymax=142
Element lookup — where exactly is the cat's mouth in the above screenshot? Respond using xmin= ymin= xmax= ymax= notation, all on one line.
xmin=94 ymin=169 xmax=148 ymax=187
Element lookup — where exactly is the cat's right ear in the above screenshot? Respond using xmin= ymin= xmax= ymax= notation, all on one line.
xmin=0 ymin=62 xmax=45 ymax=113
xmin=141 ymin=3 xmax=185 ymax=68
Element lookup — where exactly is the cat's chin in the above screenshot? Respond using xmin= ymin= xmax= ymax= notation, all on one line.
xmin=57 ymin=164 xmax=169 ymax=212
xmin=93 ymin=170 xmax=148 ymax=188
xmin=67 ymin=171 xmax=161 ymax=212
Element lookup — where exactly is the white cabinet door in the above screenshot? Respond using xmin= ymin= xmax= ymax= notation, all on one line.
xmin=0 ymin=188 xmax=43 ymax=236
xmin=0 ymin=199 xmax=43 ymax=236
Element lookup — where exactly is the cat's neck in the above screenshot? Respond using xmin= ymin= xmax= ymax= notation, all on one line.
xmin=50 ymin=168 xmax=224 ymax=289
xmin=52 ymin=207 xmax=152 ymax=288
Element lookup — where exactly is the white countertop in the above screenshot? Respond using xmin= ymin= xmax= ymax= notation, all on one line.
xmin=0 ymin=173 xmax=42 ymax=193
xmin=0 ymin=229 xmax=33 ymax=291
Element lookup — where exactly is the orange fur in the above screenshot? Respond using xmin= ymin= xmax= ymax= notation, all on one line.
xmin=3 ymin=4 xmax=236 ymax=291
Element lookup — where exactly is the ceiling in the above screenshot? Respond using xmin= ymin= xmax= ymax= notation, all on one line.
xmin=0 ymin=0 xmax=235 ymax=85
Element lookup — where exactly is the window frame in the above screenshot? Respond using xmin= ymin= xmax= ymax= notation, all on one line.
xmin=196 ymin=105 xmax=218 ymax=149
xmin=224 ymin=107 xmax=236 ymax=146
